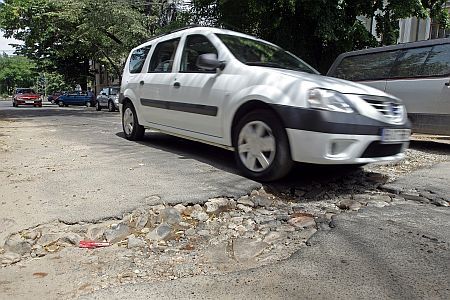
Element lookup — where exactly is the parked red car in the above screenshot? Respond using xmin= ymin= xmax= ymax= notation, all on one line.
xmin=13 ymin=88 xmax=42 ymax=107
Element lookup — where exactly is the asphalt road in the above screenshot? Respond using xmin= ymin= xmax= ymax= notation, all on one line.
xmin=0 ymin=101 xmax=260 ymax=240
xmin=1 ymin=100 xmax=449 ymax=299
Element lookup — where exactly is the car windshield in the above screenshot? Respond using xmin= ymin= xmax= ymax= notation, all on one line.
xmin=216 ymin=34 xmax=318 ymax=74
xmin=16 ymin=88 xmax=36 ymax=94
xmin=110 ymin=88 xmax=120 ymax=95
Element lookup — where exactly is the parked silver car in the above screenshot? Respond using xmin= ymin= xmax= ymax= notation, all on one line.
xmin=96 ymin=86 xmax=120 ymax=112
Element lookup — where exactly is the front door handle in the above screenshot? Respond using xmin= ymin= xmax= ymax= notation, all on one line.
xmin=140 ymin=80 xmax=145 ymax=86
xmin=173 ymin=82 xmax=181 ymax=88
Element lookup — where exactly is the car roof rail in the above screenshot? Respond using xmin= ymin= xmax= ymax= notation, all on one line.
xmin=146 ymin=24 xmax=203 ymax=42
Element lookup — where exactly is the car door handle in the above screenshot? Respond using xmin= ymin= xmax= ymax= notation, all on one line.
xmin=140 ymin=80 xmax=145 ymax=86
xmin=173 ymin=82 xmax=181 ymax=88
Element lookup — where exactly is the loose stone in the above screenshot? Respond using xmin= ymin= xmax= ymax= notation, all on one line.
xmin=236 ymin=204 xmax=252 ymax=213
xmin=127 ymin=235 xmax=146 ymax=249
xmin=288 ymin=216 xmax=316 ymax=229
xmin=104 ymin=223 xmax=130 ymax=243
xmin=4 ymin=235 xmax=32 ymax=255
xmin=146 ymin=223 xmax=173 ymax=241
xmin=159 ymin=208 xmax=182 ymax=226
xmin=237 ymin=196 xmax=255 ymax=207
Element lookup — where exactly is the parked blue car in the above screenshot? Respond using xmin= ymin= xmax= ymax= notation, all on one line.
xmin=58 ymin=91 xmax=94 ymax=107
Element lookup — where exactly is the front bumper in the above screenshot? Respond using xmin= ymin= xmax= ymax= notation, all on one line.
xmin=287 ymin=129 xmax=408 ymax=164
xmin=272 ymin=105 xmax=410 ymax=165
xmin=16 ymin=99 xmax=42 ymax=105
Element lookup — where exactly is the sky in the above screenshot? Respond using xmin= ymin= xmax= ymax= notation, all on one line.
xmin=0 ymin=31 xmax=23 ymax=54
xmin=0 ymin=0 xmax=22 ymax=54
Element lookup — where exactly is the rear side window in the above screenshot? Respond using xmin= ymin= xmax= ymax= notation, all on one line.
xmin=129 ymin=45 xmax=151 ymax=74
xmin=421 ymin=44 xmax=450 ymax=77
xmin=389 ymin=47 xmax=432 ymax=78
xmin=148 ymin=38 xmax=180 ymax=73
xmin=333 ymin=51 xmax=400 ymax=81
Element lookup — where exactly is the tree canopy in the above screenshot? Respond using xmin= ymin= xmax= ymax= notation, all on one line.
xmin=0 ymin=53 xmax=37 ymax=95
xmin=189 ymin=0 xmax=449 ymax=72
xmin=0 ymin=0 xmax=448 ymax=80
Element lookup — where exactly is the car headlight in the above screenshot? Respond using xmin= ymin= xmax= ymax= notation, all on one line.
xmin=307 ymin=88 xmax=354 ymax=113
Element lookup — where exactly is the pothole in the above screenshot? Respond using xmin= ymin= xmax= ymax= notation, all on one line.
xmin=0 ymin=184 xmax=444 ymax=297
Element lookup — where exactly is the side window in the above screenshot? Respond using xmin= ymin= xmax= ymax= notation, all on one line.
xmin=180 ymin=34 xmax=218 ymax=73
xmin=101 ymin=88 xmax=108 ymax=95
xmin=333 ymin=51 xmax=400 ymax=81
xmin=389 ymin=47 xmax=432 ymax=78
xmin=421 ymin=44 xmax=450 ymax=77
xmin=148 ymin=38 xmax=180 ymax=73
xmin=129 ymin=45 xmax=151 ymax=74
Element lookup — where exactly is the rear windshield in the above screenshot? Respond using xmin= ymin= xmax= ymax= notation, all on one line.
xmin=16 ymin=88 xmax=36 ymax=94
xmin=216 ymin=34 xmax=318 ymax=74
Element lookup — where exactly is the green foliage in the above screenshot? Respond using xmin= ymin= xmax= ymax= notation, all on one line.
xmin=1 ymin=0 xmax=448 ymax=77
xmin=189 ymin=0 xmax=450 ymax=72
xmin=45 ymin=72 xmax=70 ymax=94
xmin=0 ymin=54 xmax=37 ymax=94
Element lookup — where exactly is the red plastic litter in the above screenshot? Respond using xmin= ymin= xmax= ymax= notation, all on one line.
xmin=79 ymin=240 xmax=110 ymax=249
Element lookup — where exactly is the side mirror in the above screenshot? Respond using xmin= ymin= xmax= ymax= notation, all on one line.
xmin=196 ymin=53 xmax=225 ymax=71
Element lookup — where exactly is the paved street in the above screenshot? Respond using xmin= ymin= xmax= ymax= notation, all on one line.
xmin=0 ymin=100 xmax=449 ymax=299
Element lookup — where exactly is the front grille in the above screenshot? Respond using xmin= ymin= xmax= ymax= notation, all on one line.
xmin=362 ymin=96 xmax=404 ymax=123
xmin=361 ymin=141 xmax=403 ymax=158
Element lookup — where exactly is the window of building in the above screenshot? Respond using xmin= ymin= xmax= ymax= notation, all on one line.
xmin=333 ymin=51 xmax=400 ymax=81
xmin=180 ymin=35 xmax=218 ymax=73
xmin=148 ymin=38 xmax=180 ymax=73
xmin=129 ymin=45 xmax=152 ymax=74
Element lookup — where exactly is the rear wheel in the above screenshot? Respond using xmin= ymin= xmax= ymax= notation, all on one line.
xmin=108 ymin=100 xmax=115 ymax=112
xmin=122 ymin=102 xmax=144 ymax=141
xmin=233 ymin=109 xmax=293 ymax=181
xmin=85 ymin=101 xmax=90 ymax=108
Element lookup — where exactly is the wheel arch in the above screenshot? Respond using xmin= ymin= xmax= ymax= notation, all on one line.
xmin=230 ymin=100 xmax=286 ymax=147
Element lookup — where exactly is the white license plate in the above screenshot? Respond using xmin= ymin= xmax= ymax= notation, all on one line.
xmin=381 ymin=128 xmax=411 ymax=143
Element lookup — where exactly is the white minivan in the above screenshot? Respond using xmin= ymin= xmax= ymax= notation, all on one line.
xmin=328 ymin=38 xmax=450 ymax=135
xmin=120 ymin=26 xmax=410 ymax=181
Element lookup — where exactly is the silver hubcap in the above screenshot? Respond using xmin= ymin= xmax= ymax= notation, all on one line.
xmin=123 ymin=107 xmax=134 ymax=135
xmin=238 ymin=121 xmax=276 ymax=172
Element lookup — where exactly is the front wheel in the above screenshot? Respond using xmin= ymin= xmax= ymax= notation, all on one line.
xmin=233 ymin=109 xmax=293 ymax=181
xmin=122 ymin=102 xmax=144 ymax=141
xmin=58 ymin=101 xmax=64 ymax=107
xmin=96 ymin=101 xmax=102 ymax=111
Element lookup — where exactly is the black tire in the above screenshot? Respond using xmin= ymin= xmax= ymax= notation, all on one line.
xmin=58 ymin=101 xmax=64 ymax=107
xmin=233 ymin=109 xmax=293 ymax=181
xmin=12 ymin=101 xmax=16 ymax=107
xmin=108 ymin=100 xmax=115 ymax=112
xmin=96 ymin=101 xmax=102 ymax=111
xmin=122 ymin=101 xmax=145 ymax=141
